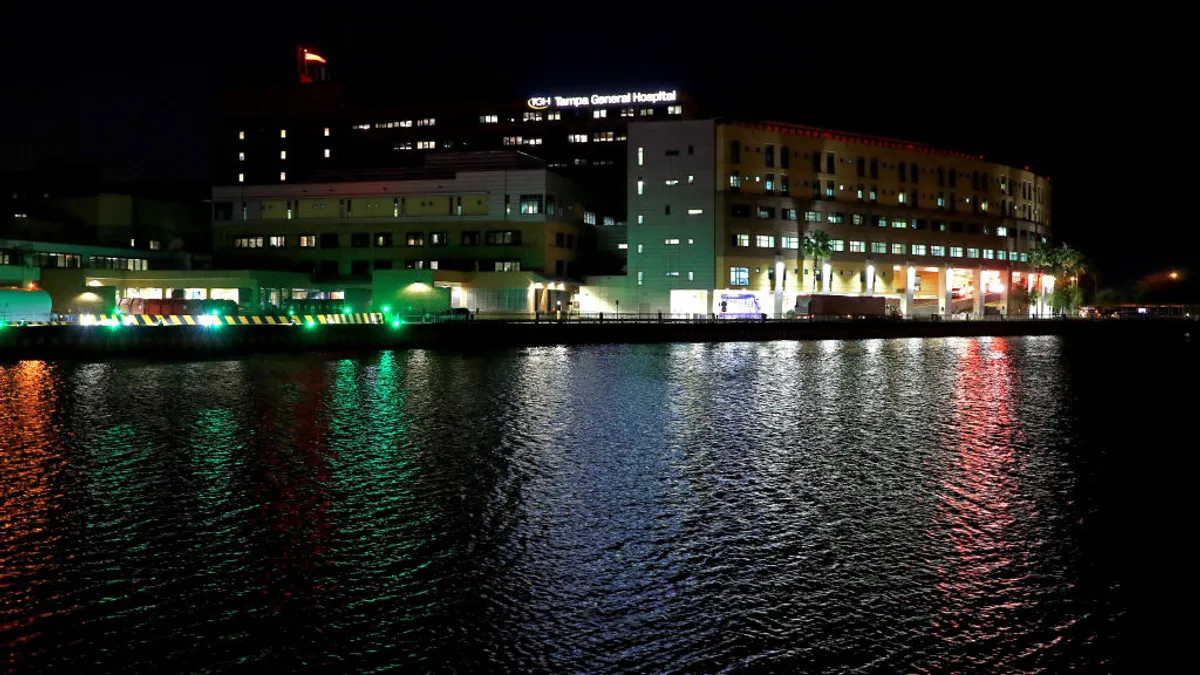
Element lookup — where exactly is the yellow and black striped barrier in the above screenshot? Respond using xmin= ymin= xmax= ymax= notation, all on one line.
xmin=74 ymin=313 xmax=384 ymax=327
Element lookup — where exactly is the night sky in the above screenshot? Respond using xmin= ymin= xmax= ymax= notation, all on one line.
xmin=2 ymin=6 xmax=1188 ymax=285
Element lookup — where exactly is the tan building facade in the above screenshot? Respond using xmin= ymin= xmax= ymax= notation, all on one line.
xmin=614 ymin=120 xmax=1052 ymax=317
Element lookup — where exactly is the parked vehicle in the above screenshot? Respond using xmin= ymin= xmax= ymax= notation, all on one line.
xmin=796 ymin=294 xmax=887 ymax=318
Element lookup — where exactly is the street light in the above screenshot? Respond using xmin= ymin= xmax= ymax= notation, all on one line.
xmin=1169 ymin=271 xmax=1179 ymax=280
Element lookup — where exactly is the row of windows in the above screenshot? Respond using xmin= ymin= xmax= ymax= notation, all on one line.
xmin=730 ymin=142 xmax=1041 ymax=197
xmin=633 ymin=269 xmax=696 ymax=285
xmin=0 ymin=250 xmax=151 ymax=271
xmin=727 ymin=233 xmax=1032 ymax=261
xmin=729 ymin=205 xmax=1045 ymax=240
xmin=232 ymin=230 xmax=526 ymax=250
xmin=728 ymin=175 xmax=1040 ymax=217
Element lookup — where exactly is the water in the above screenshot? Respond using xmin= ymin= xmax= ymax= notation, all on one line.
xmin=2 ymin=336 xmax=1194 ymax=673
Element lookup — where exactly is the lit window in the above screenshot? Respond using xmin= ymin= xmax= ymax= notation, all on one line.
xmin=585 ymin=212 xmax=597 ymax=225
xmin=729 ymin=171 xmax=741 ymax=189
xmin=593 ymin=131 xmax=614 ymax=142
xmin=805 ymin=211 xmax=821 ymax=223
xmin=618 ymin=243 xmax=628 ymax=250
xmin=756 ymin=235 xmax=775 ymax=248
xmin=996 ymin=226 xmax=1009 ymax=237
xmin=504 ymin=136 xmax=522 ymax=146
xmin=938 ymin=194 xmax=945 ymax=208
xmin=637 ymin=178 xmax=644 ymax=195
xmin=849 ymin=241 xmax=865 ymax=253
xmin=967 ymin=248 xmax=980 ymax=258
xmin=547 ymin=111 xmax=561 ymax=121
xmin=593 ymin=109 xmax=607 ymax=119
xmin=891 ymin=243 xmax=905 ymax=255
xmin=688 ymin=239 xmax=694 ymax=244
xmin=931 ymin=245 xmax=945 ymax=256
xmin=827 ymin=213 xmax=845 ymax=224
xmin=569 ymin=134 xmax=588 ymax=143
xmin=238 ymin=131 xmax=245 ymax=140
xmin=417 ymin=141 xmax=436 ymax=149
xmin=688 ymin=271 xmax=694 ymax=281
xmin=480 ymin=114 xmax=498 ymax=123
xmin=825 ymin=181 xmax=835 ymax=197
xmin=637 ymin=271 xmax=644 ymax=286
xmin=688 ymin=175 xmax=695 ymax=185
xmin=911 ymin=244 xmax=927 ymax=255
xmin=323 ymin=127 xmax=330 ymax=137
xmin=730 ymin=267 xmax=750 ymax=286
xmin=639 ymin=108 xmax=655 ymax=116
xmin=324 ymin=148 xmax=331 ymax=158
xmin=637 ymin=146 xmax=644 ymax=165
xmin=950 ymin=246 xmax=964 ymax=257
xmin=687 ymin=209 xmax=703 ymax=215
xmin=637 ymin=244 xmax=644 ymax=253
xmin=417 ymin=118 xmax=435 ymax=126
xmin=129 ymin=238 xmax=136 ymax=247
xmin=665 ymin=238 xmax=680 ymax=245
xmin=898 ymin=191 xmax=906 ymax=204
xmin=869 ymin=187 xmax=878 ymax=201
xmin=997 ymin=250 xmax=1008 ymax=261
xmin=665 ymin=179 xmax=679 ymax=186
xmin=621 ymin=107 xmax=635 ymax=117
xmin=268 ymin=236 xmax=285 ymax=248
xmin=871 ymin=242 xmax=887 ymax=254
xmin=852 ymin=214 xmax=864 ymax=225
xmin=735 ymin=234 xmax=750 ymax=247
xmin=238 ymin=151 xmax=245 ymax=161
xmin=1020 ymin=252 xmax=1029 ymax=262
xmin=666 ymin=271 xmax=680 ymax=277
xmin=280 ymin=150 xmax=287 ymax=160
xmin=524 ymin=137 xmax=542 ymax=146
xmin=830 ymin=240 xmax=845 ymax=252
xmin=983 ymin=249 xmax=995 ymax=259
xmin=279 ymin=171 xmax=286 ymax=181
xmin=523 ymin=111 xmax=543 ymax=122
xmin=667 ymin=105 xmax=682 ymax=115
xmin=781 ymin=236 xmax=800 ymax=250
xmin=238 ymin=173 xmax=244 ymax=183
xmin=430 ymin=261 xmax=439 ymax=270
xmin=300 ymin=235 xmax=316 ymax=247
xmin=399 ymin=120 xmax=412 ymax=127
xmin=637 ymin=214 xmax=644 ymax=224
xmin=280 ymin=129 xmax=287 ymax=138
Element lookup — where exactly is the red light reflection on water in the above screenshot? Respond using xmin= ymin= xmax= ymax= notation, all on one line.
xmin=924 ymin=338 xmax=1027 ymax=666
xmin=0 ymin=361 xmax=62 ymax=645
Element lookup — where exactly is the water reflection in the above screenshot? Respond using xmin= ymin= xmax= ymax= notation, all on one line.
xmin=0 ymin=338 xmax=1143 ymax=673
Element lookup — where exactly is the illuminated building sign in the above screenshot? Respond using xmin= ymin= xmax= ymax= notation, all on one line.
xmin=527 ymin=90 xmax=678 ymax=110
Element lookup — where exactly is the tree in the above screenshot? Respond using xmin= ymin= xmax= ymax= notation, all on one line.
xmin=1027 ymin=244 xmax=1056 ymax=316
xmin=804 ymin=231 xmax=833 ymax=292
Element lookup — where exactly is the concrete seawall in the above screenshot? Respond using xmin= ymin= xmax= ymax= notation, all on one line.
xmin=1 ymin=319 xmax=1193 ymax=360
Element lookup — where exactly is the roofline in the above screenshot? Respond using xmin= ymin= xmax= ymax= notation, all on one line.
xmin=722 ymin=119 xmax=999 ymax=165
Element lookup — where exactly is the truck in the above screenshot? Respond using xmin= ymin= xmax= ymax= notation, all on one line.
xmin=795 ymin=294 xmax=887 ymax=318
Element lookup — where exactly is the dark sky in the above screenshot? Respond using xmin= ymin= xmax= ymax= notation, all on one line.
xmin=2 ymin=5 xmax=1189 ymax=284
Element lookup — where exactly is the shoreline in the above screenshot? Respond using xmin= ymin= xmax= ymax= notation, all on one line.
xmin=1 ymin=318 xmax=1193 ymax=360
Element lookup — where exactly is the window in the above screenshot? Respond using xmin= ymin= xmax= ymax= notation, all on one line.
xmin=268 ymin=236 xmax=284 ymax=248
xmin=233 ymin=236 xmax=264 ymax=248
xmin=899 ymin=162 xmax=907 ymax=182
xmin=765 ymin=145 xmax=775 ymax=168
xmin=280 ymin=129 xmax=286 ymax=138
xmin=756 ymin=206 xmax=775 ymax=219
xmin=687 ymin=208 xmax=703 ymax=215
xmin=417 ymin=141 xmax=436 ymax=149
xmin=637 ymin=271 xmax=644 ymax=286
xmin=426 ymin=232 xmax=448 ymax=247
xmin=593 ymin=131 xmax=614 ymax=142
xmin=764 ymin=173 xmax=775 ymax=191
xmin=238 ymin=130 xmax=245 ymax=140
xmin=665 ymin=179 xmax=679 ymax=186
xmin=892 ymin=219 xmax=907 ymax=229
xmin=756 ymin=235 xmax=775 ymax=248
xmin=856 ymin=185 xmax=864 ymax=201
xmin=238 ymin=151 xmax=245 ymax=162
xmin=734 ymin=233 xmax=750 ymax=247
xmin=730 ymin=140 xmax=741 ymax=163
xmin=324 ymin=148 xmax=331 ymax=158
xmin=729 ymin=170 xmax=741 ymax=189
xmin=495 ymin=261 xmax=520 ymax=272
xmin=849 ymin=241 xmax=865 ymax=253
xmin=417 ymin=118 xmax=435 ymax=126
xmin=891 ymin=243 xmax=905 ymax=255
xmin=636 ymin=146 xmax=644 ymax=165
xmin=665 ymin=271 xmax=680 ymax=277
xmin=731 ymin=204 xmax=751 ymax=218
xmin=519 ymin=194 xmax=543 ymax=214
xmin=238 ymin=173 xmax=244 ymax=183
xmin=319 ymin=233 xmax=339 ymax=248
xmin=826 ymin=152 xmax=835 ymax=173
xmin=730 ymin=267 xmax=750 ymax=286
xmin=869 ymin=186 xmax=878 ymax=202
xmin=870 ymin=158 xmax=879 ymax=178
xmin=967 ymin=247 xmax=980 ymax=258
xmin=830 ymin=239 xmax=845 ymax=252
xmin=485 ymin=230 xmax=521 ymax=245
xmin=804 ymin=211 xmax=820 ymax=222
xmin=983 ymin=249 xmax=995 ymax=259
xmin=871 ymin=242 xmax=887 ymax=254
xmin=374 ymin=232 xmax=394 ymax=247
xmin=637 ymin=178 xmax=644 ymax=195
xmin=618 ymin=243 xmax=628 ymax=250
xmin=781 ymin=236 xmax=800 ymax=249
xmin=593 ymin=109 xmax=607 ymax=118
xmin=827 ymin=213 xmax=844 ymax=224
xmin=782 ymin=208 xmax=796 ymax=221
xmin=930 ymin=245 xmax=945 ymax=256
xmin=618 ymin=107 xmax=634 ymax=117
xmin=665 ymin=238 xmax=681 ymax=245
xmin=462 ymin=231 xmax=480 ymax=246
xmin=637 ymin=244 xmax=643 ymax=253
xmin=1020 ymin=252 xmax=1029 ymax=262
xmin=351 ymin=232 xmax=370 ymax=248
xmin=567 ymin=134 xmax=588 ymax=143
xmin=911 ymin=244 xmax=927 ymax=256
xmin=664 ymin=204 xmax=672 ymax=215
xmin=480 ymin=114 xmax=499 ymax=123
xmin=898 ymin=191 xmax=906 ymax=204
xmin=299 ymin=235 xmax=316 ymax=248
xmin=825 ymin=180 xmax=835 ymax=198
xmin=949 ymin=246 xmax=964 ymax=257
xmin=504 ymin=136 xmax=523 ymax=146
xmin=938 ymin=193 xmax=945 ymax=209
xmin=523 ymin=111 xmax=543 ymax=122
xmin=279 ymin=171 xmax=286 ymax=181
xmin=667 ymin=104 xmax=682 ymax=114
xmin=405 ymin=232 xmax=425 ymax=247
xmin=996 ymin=226 xmax=1009 ymax=237
xmin=852 ymin=214 xmax=864 ymax=225
xmin=636 ymin=214 xmax=643 ymax=224
xmin=547 ymin=111 xmax=561 ymax=121
xmin=997 ymin=250 xmax=1008 ymax=261
xmin=639 ymin=108 xmax=655 ymax=116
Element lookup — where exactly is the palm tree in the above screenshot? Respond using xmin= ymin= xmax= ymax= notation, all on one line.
xmin=804 ymin=231 xmax=833 ymax=292
xmin=1027 ymin=243 xmax=1057 ymax=316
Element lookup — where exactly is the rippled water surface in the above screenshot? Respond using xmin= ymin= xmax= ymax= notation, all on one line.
xmin=3 ymin=336 xmax=1195 ymax=673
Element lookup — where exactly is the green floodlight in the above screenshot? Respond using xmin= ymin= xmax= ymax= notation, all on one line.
xmin=288 ymin=308 xmax=295 ymax=315
xmin=210 ymin=309 xmax=219 ymax=316
xmin=342 ymin=306 xmax=351 ymax=314
xmin=305 ymin=320 xmax=316 ymax=329
xmin=382 ymin=305 xmax=391 ymax=314
xmin=391 ymin=319 xmax=401 ymax=328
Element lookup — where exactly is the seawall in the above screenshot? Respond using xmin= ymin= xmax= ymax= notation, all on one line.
xmin=1 ymin=318 xmax=1193 ymax=360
